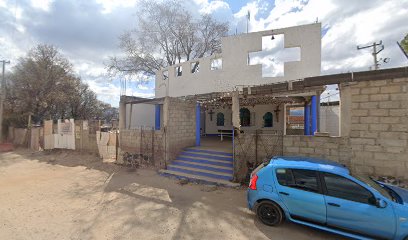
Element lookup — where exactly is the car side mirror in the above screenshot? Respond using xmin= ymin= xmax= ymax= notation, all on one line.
xmin=376 ymin=198 xmax=387 ymax=208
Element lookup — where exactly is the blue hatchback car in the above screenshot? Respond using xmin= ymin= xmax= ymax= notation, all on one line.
xmin=247 ymin=156 xmax=408 ymax=240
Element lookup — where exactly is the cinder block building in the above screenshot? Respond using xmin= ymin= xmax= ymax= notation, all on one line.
xmin=118 ymin=23 xmax=408 ymax=184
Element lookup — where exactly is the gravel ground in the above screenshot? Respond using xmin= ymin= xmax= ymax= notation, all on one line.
xmin=0 ymin=149 xmax=345 ymax=240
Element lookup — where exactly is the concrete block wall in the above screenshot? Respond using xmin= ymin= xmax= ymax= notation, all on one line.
xmin=163 ymin=97 xmax=196 ymax=162
xmin=119 ymin=128 xmax=166 ymax=167
xmin=345 ymin=77 xmax=408 ymax=178
xmin=280 ymin=77 xmax=408 ymax=179
xmin=283 ymin=136 xmax=352 ymax=167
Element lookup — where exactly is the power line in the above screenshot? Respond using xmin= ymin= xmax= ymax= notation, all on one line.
xmin=320 ymin=92 xmax=339 ymax=100
xmin=357 ymin=41 xmax=388 ymax=70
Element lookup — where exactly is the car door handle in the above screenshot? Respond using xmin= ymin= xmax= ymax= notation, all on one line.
xmin=279 ymin=192 xmax=289 ymax=196
xmin=328 ymin=202 xmax=340 ymax=207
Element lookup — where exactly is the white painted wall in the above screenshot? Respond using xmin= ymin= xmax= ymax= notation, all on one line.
xmin=204 ymin=104 xmax=284 ymax=134
xmin=320 ymin=105 xmax=340 ymax=136
xmin=54 ymin=119 xmax=75 ymax=150
xmin=125 ymin=103 xmax=155 ymax=129
xmin=155 ymin=23 xmax=321 ymax=98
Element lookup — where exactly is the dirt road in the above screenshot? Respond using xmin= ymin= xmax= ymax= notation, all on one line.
xmin=0 ymin=149 xmax=344 ymax=240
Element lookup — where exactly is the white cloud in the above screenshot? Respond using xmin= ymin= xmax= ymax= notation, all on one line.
xmin=240 ymin=0 xmax=408 ymax=73
xmin=199 ymin=0 xmax=229 ymax=14
xmin=137 ymin=85 xmax=149 ymax=90
xmin=95 ymin=0 xmax=139 ymax=14
xmin=30 ymin=0 xmax=53 ymax=11
xmin=1 ymin=0 xmax=407 ymax=107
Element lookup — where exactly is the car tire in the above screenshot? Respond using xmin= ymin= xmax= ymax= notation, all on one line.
xmin=256 ymin=201 xmax=284 ymax=226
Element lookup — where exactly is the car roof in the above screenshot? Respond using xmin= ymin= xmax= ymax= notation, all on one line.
xmin=270 ymin=156 xmax=350 ymax=175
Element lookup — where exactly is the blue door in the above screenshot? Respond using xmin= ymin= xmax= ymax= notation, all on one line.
xmin=275 ymin=168 xmax=326 ymax=224
xmin=322 ymin=173 xmax=396 ymax=239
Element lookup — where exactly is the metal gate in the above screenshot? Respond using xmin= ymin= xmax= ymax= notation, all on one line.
xmin=120 ymin=127 xmax=165 ymax=168
xmin=233 ymin=130 xmax=283 ymax=181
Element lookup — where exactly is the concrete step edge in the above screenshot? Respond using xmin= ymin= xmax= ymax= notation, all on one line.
xmin=167 ymin=165 xmax=232 ymax=177
xmin=173 ymin=160 xmax=233 ymax=170
xmin=184 ymin=148 xmax=233 ymax=156
xmin=159 ymin=169 xmax=240 ymax=188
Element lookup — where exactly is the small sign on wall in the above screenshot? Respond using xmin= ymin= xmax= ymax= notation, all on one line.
xmin=61 ymin=120 xmax=73 ymax=135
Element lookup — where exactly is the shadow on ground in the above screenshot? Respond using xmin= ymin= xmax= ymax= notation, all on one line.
xmin=1 ymin=149 xmax=348 ymax=240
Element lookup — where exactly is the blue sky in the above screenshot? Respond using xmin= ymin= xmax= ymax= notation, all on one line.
xmin=1 ymin=0 xmax=407 ymax=106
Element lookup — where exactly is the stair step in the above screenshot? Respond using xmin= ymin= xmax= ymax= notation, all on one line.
xmin=181 ymin=152 xmax=233 ymax=162
xmin=184 ymin=148 xmax=233 ymax=157
xmin=177 ymin=156 xmax=233 ymax=167
xmin=173 ymin=160 xmax=232 ymax=171
xmin=159 ymin=169 xmax=240 ymax=188
xmin=167 ymin=166 xmax=232 ymax=181
xmin=169 ymin=163 xmax=233 ymax=174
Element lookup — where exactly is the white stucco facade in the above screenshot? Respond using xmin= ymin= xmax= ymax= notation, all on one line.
xmin=155 ymin=23 xmax=321 ymax=98
xmin=320 ymin=104 xmax=340 ymax=136
xmin=125 ymin=103 xmax=155 ymax=129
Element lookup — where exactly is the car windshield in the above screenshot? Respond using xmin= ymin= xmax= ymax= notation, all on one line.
xmin=352 ymin=174 xmax=394 ymax=201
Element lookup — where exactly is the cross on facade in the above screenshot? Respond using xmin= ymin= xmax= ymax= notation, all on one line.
xmin=248 ymin=35 xmax=300 ymax=78
xmin=208 ymin=109 xmax=214 ymax=121
xmin=274 ymin=106 xmax=281 ymax=122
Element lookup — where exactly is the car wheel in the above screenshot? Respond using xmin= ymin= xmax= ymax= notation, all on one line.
xmin=256 ymin=201 xmax=284 ymax=226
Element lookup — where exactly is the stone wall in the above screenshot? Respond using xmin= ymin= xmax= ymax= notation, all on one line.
xmin=163 ymin=97 xmax=196 ymax=162
xmin=119 ymin=128 xmax=165 ymax=168
xmin=283 ymin=136 xmax=352 ymax=167
xmin=279 ymin=76 xmax=408 ymax=180
xmin=345 ymin=77 xmax=408 ymax=178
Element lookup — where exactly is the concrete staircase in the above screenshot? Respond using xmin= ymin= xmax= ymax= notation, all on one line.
xmin=159 ymin=148 xmax=240 ymax=187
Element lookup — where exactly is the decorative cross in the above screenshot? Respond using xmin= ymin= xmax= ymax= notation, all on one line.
xmin=208 ymin=109 xmax=214 ymax=121
xmin=248 ymin=34 xmax=300 ymax=77
xmin=274 ymin=106 xmax=281 ymax=122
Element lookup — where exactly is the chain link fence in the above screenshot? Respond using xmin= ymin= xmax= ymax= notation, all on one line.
xmin=119 ymin=127 xmax=165 ymax=168
xmin=234 ymin=130 xmax=283 ymax=183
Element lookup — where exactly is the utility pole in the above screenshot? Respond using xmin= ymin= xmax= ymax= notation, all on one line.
xmin=246 ymin=11 xmax=250 ymax=33
xmin=357 ymin=41 xmax=384 ymax=70
xmin=0 ymin=60 xmax=10 ymax=143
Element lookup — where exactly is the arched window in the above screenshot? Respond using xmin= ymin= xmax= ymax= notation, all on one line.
xmin=216 ymin=113 xmax=224 ymax=126
xmin=240 ymin=108 xmax=251 ymax=127
xmin=263 ymin=112 xmax=273 ymax=127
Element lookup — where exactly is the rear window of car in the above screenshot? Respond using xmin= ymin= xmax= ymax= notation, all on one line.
xmin=251 ymin=162 xmax=266 ymax=177
xmin=276 ymin=169 xmax=319 ymax=193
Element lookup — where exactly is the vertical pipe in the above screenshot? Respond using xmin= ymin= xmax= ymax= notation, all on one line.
xmin=195 ymin=103 xmax=201 ymax=146
xmin=119 ymin=96 xmax=126 ymax=130
xmin=304 ymin=102 xmax=310 ymax=135
xmin=155 ymin=104 xmax=161 ymax=130
xmin=316 ymin=93 xmax=321 ymax=133
xmin=311 ymin=95 xmax=317 ymax=135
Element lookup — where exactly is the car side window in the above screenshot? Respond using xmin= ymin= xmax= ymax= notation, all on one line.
xmin=323 ymin=173 xmax=375 ymax=205
xmin=276 ymin=169 xmax=319 ymax=193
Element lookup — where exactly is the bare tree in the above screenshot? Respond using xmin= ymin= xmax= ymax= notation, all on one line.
xmin=107 ymin=0 xmax=229 ymax=77
xmin=5 ymin=44 xmax=108 ymax=127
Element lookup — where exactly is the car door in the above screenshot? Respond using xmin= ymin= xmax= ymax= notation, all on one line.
xmin=275 ymin=168 xmax=326 ymax=224
xmin=321 ymin=172 xmax=396 ymax=240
